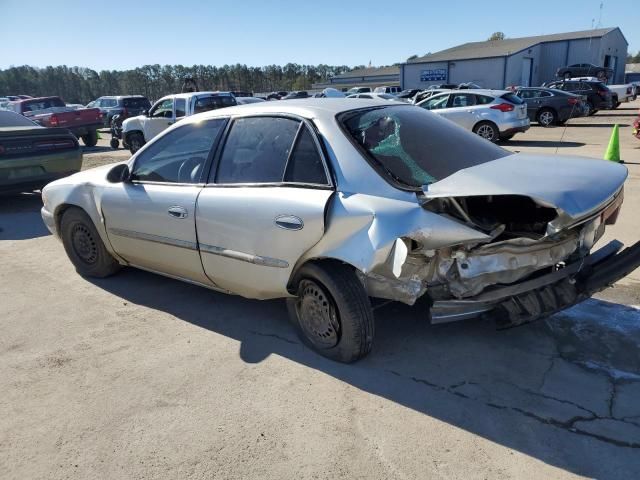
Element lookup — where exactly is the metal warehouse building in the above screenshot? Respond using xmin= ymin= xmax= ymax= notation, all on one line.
xmin=401 ymin=27 xmax=628 ymax=90
xmin=312 ymin=66 xmax=400 ymax=91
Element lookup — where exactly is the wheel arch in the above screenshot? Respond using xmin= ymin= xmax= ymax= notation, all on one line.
xmin=287 ymin=257 xmax=362 ymax=295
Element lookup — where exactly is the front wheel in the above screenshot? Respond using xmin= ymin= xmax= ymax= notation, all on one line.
xmin=110 ymin=138 xmax=119 ymax=149
xmin=60 ymin=207 xmax=121 ymax=278
xmin=127 ymin=132 xmax=145 ymax=154
xmin=473 ymin=121 xmax=499 ymax=143
xmin=287 ymin=261 xmax=374 ymax=363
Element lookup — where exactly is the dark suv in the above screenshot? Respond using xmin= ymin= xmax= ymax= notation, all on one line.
xmin=544 ymin=80 xmax=613 ymax=115
xmin=88 ymin=95 xmax=152 ymax=127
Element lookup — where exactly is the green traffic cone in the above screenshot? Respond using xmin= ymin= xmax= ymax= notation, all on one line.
xmin=604 ymin=124 xmax=620 ymax=162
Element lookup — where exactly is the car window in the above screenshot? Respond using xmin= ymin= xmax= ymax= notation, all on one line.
xmin=475 ymin=95 xmax=494 ymax=105
xmin=360 ymin=95 xmax=372 ymax=99
xmin=340 ymin=106 xmax=510 ymax=189
xmin=518 ymin=89 xmax=539 ymax=99
xmin=215 ymin=116 xmax=300 ymax=184
xmin=123 ymin=97 xmax=151 ymax=109
xmin=150 ymin=98 xmax=173 ymax=118
xmin=102 ymin=98 xmax=118 ymax=108
xmin=539 ymin=91 xmax=552 ymax=97
xmin=175 ymin=98 xmax=186 ymax=118
xmin=284 ymin=125 xmax=328 ymax=185
xmin=419 ymin=94 xmax=449 ymax=110
xmin=130 ymin=118 xmax=226 ymax=184
xmin=500 ymin=92 xmax=524 ymax=105
xmin=450 ymin=93 xmax=476 ymax=107
xmin=192 ymin=95 xmax=236 ymax=114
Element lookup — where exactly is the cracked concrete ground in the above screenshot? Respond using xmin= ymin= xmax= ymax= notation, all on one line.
xmin=1 ymin=105 xmax=640 ymax=479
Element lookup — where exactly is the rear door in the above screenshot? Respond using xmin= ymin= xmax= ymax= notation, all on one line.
xmin=101 ymin=118 xmax=227 ymax=284
xmin=195 ymin=115 xmax=333 ymax=298
xmin=516 ymin=89 xmax=541 ymax=120
xmin=439 ymin=93 xmax=479 ymax=130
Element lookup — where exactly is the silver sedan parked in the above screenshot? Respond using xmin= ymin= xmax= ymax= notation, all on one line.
xmin=416 ymin=89 xmax=530 ymax=142
xmin=41 ymin=99 xmax=639 ymax=362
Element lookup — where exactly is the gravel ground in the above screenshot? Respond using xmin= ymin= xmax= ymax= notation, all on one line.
xmin=1 ymin=102 xmax=640 ymax=479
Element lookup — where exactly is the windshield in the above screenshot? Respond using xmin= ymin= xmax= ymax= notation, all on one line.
xmin=340 ymin=106 xmax=511 ymax=189
xmin=0 ymin=110 xmax=39 ymax=127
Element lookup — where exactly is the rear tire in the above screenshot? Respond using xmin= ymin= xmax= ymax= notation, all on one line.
xmin=585 ymin=101 xmax=595 ymax=116
xmin=60 ymin=207 xmax=121 ymax=278
xmin=110 ymin=138 xmax=119 ymax=149
xmin=287 ymin=261 xmax=374 ymax=363
xmin=127 ymin=132 xmax=145 ymax=154
xmin=81 ymin=130 xmax=98 ymax=147
xmin=473 ymin=121 xmax=499 ymax=143
xmin=536 ymin=108 xmax=556 ymax=127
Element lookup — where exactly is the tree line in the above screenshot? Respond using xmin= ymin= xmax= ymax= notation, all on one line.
xmin=0 ymin=63 xmax=365 ymax=104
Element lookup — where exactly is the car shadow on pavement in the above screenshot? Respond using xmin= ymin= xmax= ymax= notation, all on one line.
xmin=501 ymin=140 xmax=585 ymax=148
xmin=0 ymin=193 xmax=49 ymax=240
xmin=82 ymin=146 xmax=117 ymax=154
xmin=90 ymin=268 xmax=640 ymax=479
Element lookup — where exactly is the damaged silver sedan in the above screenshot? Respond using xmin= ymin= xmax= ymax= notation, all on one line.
xmin=41 ymin=99 xmax=640 ymax=362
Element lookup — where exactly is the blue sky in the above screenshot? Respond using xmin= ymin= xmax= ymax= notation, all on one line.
xmin=0 ymin=0 xmax=638 ymax=70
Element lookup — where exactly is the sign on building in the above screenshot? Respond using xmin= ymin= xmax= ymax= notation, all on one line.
xmin=420 ymin=68 xmax=447 ymax=82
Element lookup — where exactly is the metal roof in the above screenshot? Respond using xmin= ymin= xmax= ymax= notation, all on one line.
xmin=408 ymin=28 xmax=620 ymax=64
xmin=332 ymin=66 xmax=400 ymax=79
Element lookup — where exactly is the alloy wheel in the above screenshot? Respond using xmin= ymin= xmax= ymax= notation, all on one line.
xmin=476 ymin=124 xmax=495 ymax=141
xmin=539 ymin=111 xmax=554 ymax=126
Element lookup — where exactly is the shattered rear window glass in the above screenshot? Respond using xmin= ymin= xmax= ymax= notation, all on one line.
xmin=340 ymin=106 xmax=511 ymax=189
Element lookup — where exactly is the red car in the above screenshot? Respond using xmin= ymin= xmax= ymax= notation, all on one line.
xmin=7 ymin=96 xmax=102 ymax=146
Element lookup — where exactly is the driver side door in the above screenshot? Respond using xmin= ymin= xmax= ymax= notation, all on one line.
xmin=144 ymin=97 xmax=175 ymax=141
xmin=101 ymin=118 xmax=227 ymax=284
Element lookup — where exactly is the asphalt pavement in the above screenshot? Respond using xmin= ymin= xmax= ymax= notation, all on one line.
xmin=1 ymin=100 xmax=639 ymax=479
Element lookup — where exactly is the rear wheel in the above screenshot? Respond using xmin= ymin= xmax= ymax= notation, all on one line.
xmin=537 ymin=108 xmax=557 ymax=127
xmin=287 ymin=261 xmax=374 ymax=363
xmin=81 ymin=130 xmax=98 ymax=147
xmin=473 ymin=121 xmax=499 ymax=143
xmin=127 ymin=132 xmax=145 ymax=154
xmin=585 ymin=101 xmax=595 ymax=116
xmin=110 ymin=138 xmax=119 ymax=149
xmin=60 ymin=207 xmax=121 ymax=278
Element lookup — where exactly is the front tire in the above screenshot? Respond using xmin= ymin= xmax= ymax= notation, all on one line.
xmin=60 ymin=207 xmax=121 ymax=278
xmin=537 ymin=108 xmax=556 ymax=127
xmin=287 ymin=261 xmax=374 ymax=363
xmin=110 ymin=138 xmax=120 ymax=149
xmin=127 ymin=132 xmax=145 ymax=154
xmin=473 ymin=121 xmax=499 ymax=143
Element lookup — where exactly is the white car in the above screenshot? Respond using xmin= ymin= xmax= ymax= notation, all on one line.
xmin=416 ymin=89 xmax=530 ymax=142
xmin=122 ymin=91 xmax=236 ymax=153
xmin=347 ymin=93 xmax=402 ymax=101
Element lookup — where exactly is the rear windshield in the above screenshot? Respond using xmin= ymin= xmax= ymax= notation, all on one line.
xmin=0 ymin=110 xmax=39 ymax=127
xmin=340 ymin=106 xmax=510 ymax=189
xmin=20 ymin=97 xmax=65 ymax=112
xmin=500 ymin=92 xmax=524 ymax=104
xmin=192 ymin=95 xmax=236 ymax=114
xmin=123 ymin=97 xmax=151 ymax=109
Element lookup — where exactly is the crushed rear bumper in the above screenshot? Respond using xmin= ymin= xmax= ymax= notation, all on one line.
xmin=430 ymin=240 xmax=640 ymax=327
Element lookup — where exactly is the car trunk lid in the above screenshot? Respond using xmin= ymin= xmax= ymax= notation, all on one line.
xmin=422 ymin=153 xmax=627 ymax=225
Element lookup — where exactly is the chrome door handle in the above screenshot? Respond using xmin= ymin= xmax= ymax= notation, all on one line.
xmin=168 ymin=206 xmax=188 ymax=219
xmin=275 ymin=215 xmax=303 ymax=230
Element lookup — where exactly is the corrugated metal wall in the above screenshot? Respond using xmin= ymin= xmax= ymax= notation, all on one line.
xmin=448 ymin=58 xmax=504 ymax=88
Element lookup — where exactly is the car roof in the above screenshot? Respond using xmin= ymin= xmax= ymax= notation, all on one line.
xmin=182 ymin=98 xmax=410 ymax=123
xmin=157 ymin=91 xmax=234 ymax=101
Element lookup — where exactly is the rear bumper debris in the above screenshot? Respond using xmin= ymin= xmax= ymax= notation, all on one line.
xmin=430 ymin=240 xmax=640 ymax=327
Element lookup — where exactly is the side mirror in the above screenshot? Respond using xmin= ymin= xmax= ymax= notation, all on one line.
xmin=107 ymin=163 xmax=130 ymax=183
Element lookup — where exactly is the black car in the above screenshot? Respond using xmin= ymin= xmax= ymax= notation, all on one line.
xmin=515 ymin=87 xmax=586 ymax=126
xmin=544 ymin=80 xmax=613 ymax=115
xmin=556 ymin=63 xmax=613 ymax=81
xmin=266 ymin=91 xmax=288 ymax=100
xmin=282 ymin=91 xmax=309 ymax=100
xmin=88 ymin=95 xmax=152 ymax=127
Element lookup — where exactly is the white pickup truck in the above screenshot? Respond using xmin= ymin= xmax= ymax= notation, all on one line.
xmin=569 ymin=77 xmax=636 ymax=108
xmin=122 ymin=91 xmax=236 ymax=153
